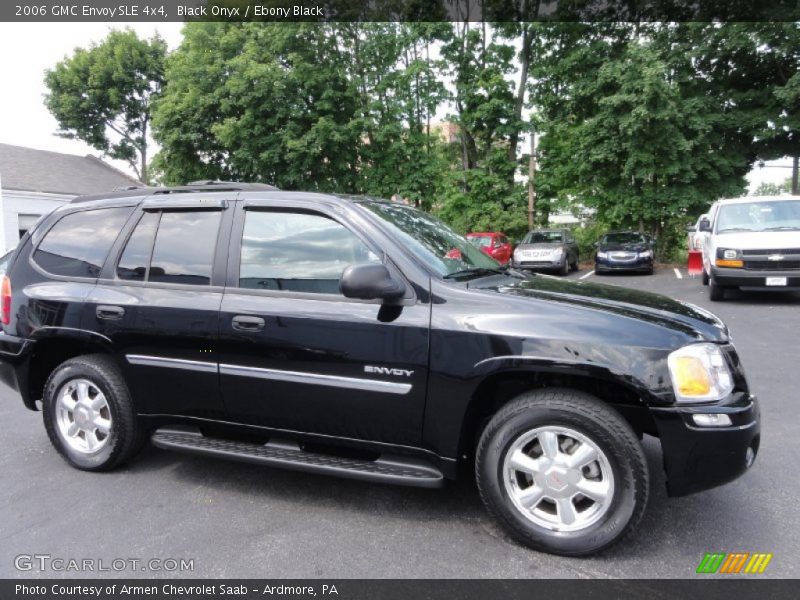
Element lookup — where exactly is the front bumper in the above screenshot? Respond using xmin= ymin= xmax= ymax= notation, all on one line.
xmin=650 ymin=392 xmax=760 ymax=497
xmin=0 ymin=332 xmax=35 ymax=409
xmin=512 ymin=257 xmax=564 ymax=272
xmin=595 ymin=256 xmax=653 ymax=272
xmin=711 ymin=266 xmax=800 ymax=288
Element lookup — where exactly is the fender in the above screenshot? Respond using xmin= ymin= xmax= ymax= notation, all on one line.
xmin=422 ymin=347 xmax=671 ymax=460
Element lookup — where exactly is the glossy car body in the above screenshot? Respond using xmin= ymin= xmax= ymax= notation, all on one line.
xmin=466 ymin=232 xmax=512 ymax=264
xmin=700 ymin=196 xmax=800 ymax=299
xmin=511 ymin=229 xmax=578 ymax=274
xmin=595 ymin=231 xmax=654 ymax=274
xmin=0 ymin=186 xmax=758 ymax=503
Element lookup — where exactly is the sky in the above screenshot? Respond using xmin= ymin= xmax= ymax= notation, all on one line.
xmin=0 ymin=22 xmax=793 ymax=194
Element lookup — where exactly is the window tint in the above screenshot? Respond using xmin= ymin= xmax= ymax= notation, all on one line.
xmin=239 ymin=211 xmax=379 ymax=294
xmin=117 ymin=212 xmax=159 ymax=281
xmin=149 ymin=211 xmax=222 ymax=286
xmin=33 ymin=207 xmax=132 ymax=278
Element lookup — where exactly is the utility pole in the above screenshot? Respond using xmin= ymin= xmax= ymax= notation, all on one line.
xmin=528 ymin=133 xmax=536 ymax=230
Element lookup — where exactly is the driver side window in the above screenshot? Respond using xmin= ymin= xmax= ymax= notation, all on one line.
xmin=239 ymin=210 xmax=380 ymax=294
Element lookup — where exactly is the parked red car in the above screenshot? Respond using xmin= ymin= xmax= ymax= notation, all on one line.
xmin=466 ymin=232 xmax=513 ymax=264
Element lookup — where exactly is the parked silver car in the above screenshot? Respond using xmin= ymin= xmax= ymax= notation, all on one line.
xmin=511 ymin=229 xmax=579 ymax=275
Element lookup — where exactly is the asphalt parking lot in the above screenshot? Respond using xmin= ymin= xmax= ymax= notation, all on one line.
xmin=2 ymin=266 xmax=798 ymax=579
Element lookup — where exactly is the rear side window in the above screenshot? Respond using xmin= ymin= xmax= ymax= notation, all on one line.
xmin=117 ymin=212 xmax=159 ymax=281
xmin=33 ymin=207 xmax=132 ymax=278
xmin=116 ymin=210 xmax=222 ymax=286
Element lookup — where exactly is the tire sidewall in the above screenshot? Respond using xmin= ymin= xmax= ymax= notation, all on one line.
xmin=479 ymin=403 xmax=641 ymax=555
xmin=43 ymin=362 xmax=124 ymax=470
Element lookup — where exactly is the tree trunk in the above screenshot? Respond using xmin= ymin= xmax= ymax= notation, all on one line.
xmin=528 ymin=133 xmax=536 ymax=229
xmin=140 ymin=118 xmax=148 ymax=185
xmin=509 ymin=24 xmax=534 ymax=166
xmin=793 ymin=155 xmax=799 ymax=195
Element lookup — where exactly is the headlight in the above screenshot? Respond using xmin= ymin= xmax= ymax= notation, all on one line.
xmin=639 ymin=250 xmax=652 ymax=258
xmin=667 ymin=343 xmax=734 ymax=403
xmin=716 ymin=248 xmax=743 ymax=268
xmin=551 ymin=247 xmax=563 ymax=258
xmin=597 ymin=251 xmax=608 ymax=259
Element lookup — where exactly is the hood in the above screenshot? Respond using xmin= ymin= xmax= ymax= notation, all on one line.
xmin=598 ymin=242 xmax=649 ymax=252
xmin=478 ymin=274 xmax=727 ymax=342
xmin=712 ymin=230 xmax=800 ymax=250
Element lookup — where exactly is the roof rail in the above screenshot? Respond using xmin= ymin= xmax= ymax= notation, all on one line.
xmin=150 ymin=181 xmax=279 ymax=194
xmin=70 ymin=181 xmax=279 ymax=203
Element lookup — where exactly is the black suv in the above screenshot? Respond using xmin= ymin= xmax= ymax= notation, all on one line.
xmin=0 ymin=183 xmax=760 ymax=556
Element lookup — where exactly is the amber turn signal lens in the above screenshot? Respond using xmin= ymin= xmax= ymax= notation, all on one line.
xmin=715 ymin=259 xmax=743 ymax=268
xmin=672 ymin=356 xmax=712 ymax=396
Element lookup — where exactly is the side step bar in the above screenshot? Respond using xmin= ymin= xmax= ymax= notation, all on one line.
xmin=151 ymin=428 xmax=444 ymax=488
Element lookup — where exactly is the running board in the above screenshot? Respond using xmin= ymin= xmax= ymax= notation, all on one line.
xmin=150 ymin=428 xmax=443 ymax=488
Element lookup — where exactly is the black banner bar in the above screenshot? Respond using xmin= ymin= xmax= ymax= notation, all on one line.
xmin=2 ymin=0 xmax=800 ymax=23
xmin=1 ymin=579 xmax=798 ymax=600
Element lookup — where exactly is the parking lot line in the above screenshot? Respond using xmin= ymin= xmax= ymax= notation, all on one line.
xmin=579 ymin=270 xmax=595 ymax=280
xmin=673 ymin=268 xmax=683 ymax=279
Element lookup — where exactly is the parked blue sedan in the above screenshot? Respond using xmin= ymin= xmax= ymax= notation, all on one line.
xmin=595 ymin=231 xmax=654 ymax=274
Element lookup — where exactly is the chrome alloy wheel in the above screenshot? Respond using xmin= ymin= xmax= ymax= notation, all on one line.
xmin=502 ymin=426 xmax=614 ymax=532
xmin=55 ymin=378 xmax=112 ymax=454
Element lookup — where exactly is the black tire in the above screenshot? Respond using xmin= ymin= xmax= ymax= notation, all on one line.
xmin=708 ymin=277 xmax=725 ymax=301
xmin=42 ymin=354 xmax=143 ymax=471
xmin=559 ymin=259 xmax=569 ymax=276
xmin=701 ymin=269 xmax=709 ymax=286
xmin=476 ymin=388 xmax=649 ymax=556
xmin=570 ymin=255 xmax=579 ymax=272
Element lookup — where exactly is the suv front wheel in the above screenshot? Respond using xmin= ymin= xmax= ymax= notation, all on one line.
xmin=476 ymin=388 xmax=649 ymax=556
xmin=43 ymin=355 xmax=143 ymax=471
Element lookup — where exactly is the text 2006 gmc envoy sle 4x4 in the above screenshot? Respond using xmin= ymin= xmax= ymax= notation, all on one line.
xmin=0 ymin=182 xmax=760 ymax=556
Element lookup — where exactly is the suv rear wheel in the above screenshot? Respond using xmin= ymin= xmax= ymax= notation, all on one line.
xmin=476 ymin=388 xmax=648 ymax=556
xmin=43 ymin=355 xmax=142 ymax=471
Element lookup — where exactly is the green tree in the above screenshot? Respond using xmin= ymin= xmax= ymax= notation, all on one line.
xmin=153 ymin=22 xmax=452 ymax=199
xmin=690 ymin=23 xmax=800 ymax=193
xmin=530 ymin=24 xmax=753 ymax=256
xmin=753 ymin=177 xmax=793 ymax=196
xmin=436 ymin=22 xmax=528 ymax=238
xmin=44 ymin=29 xmax=166 ymax=183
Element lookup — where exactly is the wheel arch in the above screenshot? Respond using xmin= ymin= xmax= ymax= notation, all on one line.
xmin=458 ymin=366 xmax=658 ymax=461
xmin=24 ymin=328 xmax=117 ymax=411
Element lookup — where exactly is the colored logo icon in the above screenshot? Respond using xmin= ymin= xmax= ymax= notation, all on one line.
xmin=696 ymin=552 xmax=773 ymax=574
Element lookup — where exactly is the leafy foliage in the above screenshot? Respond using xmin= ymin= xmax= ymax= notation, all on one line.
xmin=48 ymin=22 xmax=800 ymax=261
xmin=44 ymin=29 xmax=166 ymax=183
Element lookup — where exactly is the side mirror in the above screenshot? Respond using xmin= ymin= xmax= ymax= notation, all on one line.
xmin=699 ymin=218 xmax=712 ymax=232
xmin=340 ymin=263 xmax=406 ymax=302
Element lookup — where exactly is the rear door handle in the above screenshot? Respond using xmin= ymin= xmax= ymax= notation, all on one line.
xmin=232 ymin=315 xmax=265 ymax=332
xmin=96 ymin=305 xmax=125 ymax=320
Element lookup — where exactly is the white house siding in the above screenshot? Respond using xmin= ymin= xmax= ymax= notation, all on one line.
xmin=0 ymin=184 xmax=72 ymax=252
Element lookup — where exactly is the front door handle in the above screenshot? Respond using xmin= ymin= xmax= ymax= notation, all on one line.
xmin=232 ymin=315 xmax=265 ymax=332
xmin=96 ymin=305 xmax=125 ymax=320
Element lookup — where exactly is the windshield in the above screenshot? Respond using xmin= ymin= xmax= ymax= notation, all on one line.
xmin=467 ymin=234 xmax=493 ymax=248
xmin=522 ymin=230 xmax=564 ymax=244
xmin=602 ymin=232 xmax=646 ymax=244
xmin=716 ymin=200 xmax=800 ymax=232
xmin=359 ymin=202 xmax=500 ymax=277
